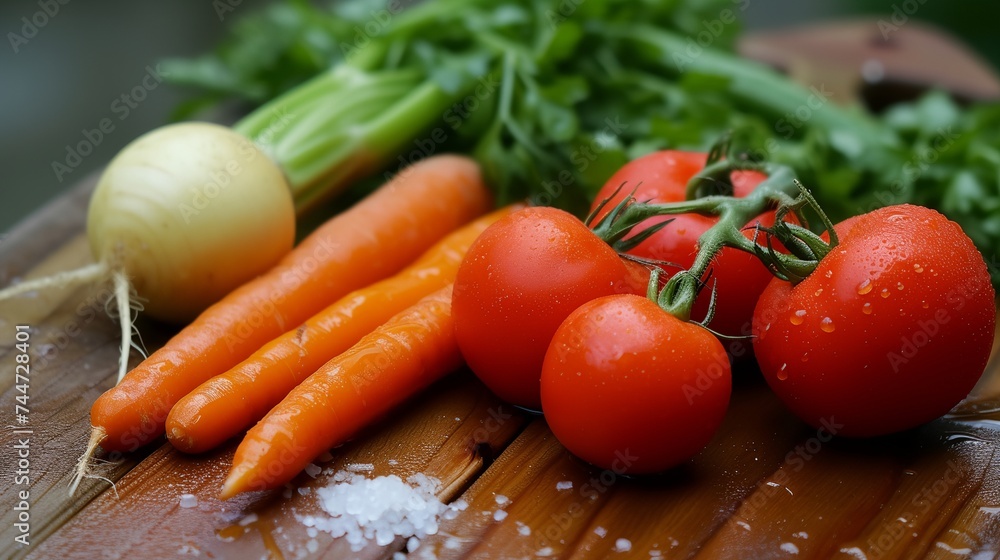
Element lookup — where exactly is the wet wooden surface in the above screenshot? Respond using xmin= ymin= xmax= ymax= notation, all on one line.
xmin=5 ymin=18 xmax=1000 ymax=560
xmin=3 ymin=167 xmax=1000 ymax=560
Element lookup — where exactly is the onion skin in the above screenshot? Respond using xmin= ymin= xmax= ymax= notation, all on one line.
xmin=87 ymin=122 xmax=295 ymax=323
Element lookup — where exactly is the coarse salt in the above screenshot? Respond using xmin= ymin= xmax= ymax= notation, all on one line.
xmin=179 ymin=494 xmax=198 ymax=508
xmin=298 ymin=471 xmax=464 ymax=552
xmin=780 ymin=542 xmax=799 ymax=555
xmin=494 ymin=494 xmax=510 ymax=506
xmin=555 ymin=481 xmax=573 ymax=491
xmin=615 ymin=538 xmax=632 ymax=552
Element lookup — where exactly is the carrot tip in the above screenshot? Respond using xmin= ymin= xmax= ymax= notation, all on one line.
xmin=219 ymin=467 xmax=247 ymax=500
xmin=69 ymin=426 xmax=107 ymax=496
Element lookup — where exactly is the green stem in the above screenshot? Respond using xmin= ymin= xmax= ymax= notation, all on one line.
xmin=232 ymin=42 xmax=478 ymax=213
xmin=608 ymin=24 xmax=895 ymax=147
xmin=297 ymin=78 xmax=471 ymax=211
xmin=685 ymin=158 xmax=749 ymax=199
xmin=595 ymin=162 xmax=806 ymax=321
xmin=661 ymin=167 xmax=794 ymax=319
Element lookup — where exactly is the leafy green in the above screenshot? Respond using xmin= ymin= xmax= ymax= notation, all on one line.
xmin=162 ymin=0 xmax=746 ymax=213
xmin=162 ymin=0 xmax=1000 ymax=282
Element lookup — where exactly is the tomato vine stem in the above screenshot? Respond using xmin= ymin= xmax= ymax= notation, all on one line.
xmin=590 ymin=158 xmax=839 ymax=322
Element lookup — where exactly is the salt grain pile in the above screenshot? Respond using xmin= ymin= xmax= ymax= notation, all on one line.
xmin=298 ymin=470 xmax=467 ymax=552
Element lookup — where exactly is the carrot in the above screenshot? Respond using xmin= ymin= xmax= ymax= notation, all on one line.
xmin=86 ymin=155 xmax=491 ymax=456
xmin=219 ymin=285 xmax=460 ymax=499
xmin=166 ymin=205 xmax=518 ymax=454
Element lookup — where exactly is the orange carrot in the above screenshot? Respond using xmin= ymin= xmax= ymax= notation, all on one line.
xmin=220 ymin=285 xmax=460 ymax=499
xmin=166 ymin=205 xmax=518 ymax=454
xmin=89 ymin=156 xmax=491 ymax=453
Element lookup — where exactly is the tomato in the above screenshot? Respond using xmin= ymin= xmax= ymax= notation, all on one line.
xmin=541 ymin=294 xmax=731 ymax=473
xmin=452 ymin=207 xmax=641 ymax=409
xmin=591 ymin=150 xmax=777 ymax=359
xmin=752 ymin=204 xmax=996 ymax=437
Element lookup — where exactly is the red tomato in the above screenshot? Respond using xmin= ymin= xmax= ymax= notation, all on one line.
xmin=541 ymin=294 xmax=731 ymax=473
xmin=452 ymin=207 xmax=640 ymax=409
xmin=752 ymin=204 xmax=996 ymax=437
xmin=591 ymin=150 xmax=777 ymax=359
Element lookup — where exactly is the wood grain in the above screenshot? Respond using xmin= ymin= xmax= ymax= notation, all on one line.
xmin=3 ymin=171 xmax=1000 ymax=560
xmin=4 ymin=18 xmax=1000 ymax=560
xmin=26 ymin=374 xmax=528 ymax=560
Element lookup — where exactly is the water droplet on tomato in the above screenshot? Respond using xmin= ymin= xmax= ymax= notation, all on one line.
xmin=862 ymin=303 xmax=873 ymax=315
xmin=789 ymin=310 xmax=806 ymax=325
xmin=880 ymin=288 xmax=891 ymax=299
xmin=814 ymin=288 xmax=823 ymax=297
xmin=921 ymin=301 xmax=929 ymax=309
xmin=913 ymin=263 xmax=924 ymax=273
xmin=800 ymin=352 xmax=809 ymax=362
xmin=944 ymin=431 xmax=988 ymax=445
xmin=857 ymin=279 xmax=873 ymax=295
xmin=897 ymin=282 xmax=904 ymax=291
xmin=776 ymin=364 xmax=788 ymax=381
xmin=820 ymin=317 xmax=835 ymax=333
xmin=824 ymin=270 xmax=833 ymax=279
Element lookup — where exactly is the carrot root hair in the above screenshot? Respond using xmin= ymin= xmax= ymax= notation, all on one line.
xmin=69 ymin=426 xmax=107 ymax=497
xmin=2 ymin=264 xmax=142 ymax=496
xmin=69 ymin=271 xmax=143 ymax=496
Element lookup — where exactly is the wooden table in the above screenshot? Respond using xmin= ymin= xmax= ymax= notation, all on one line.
xmin=4 ymin=173 xmax=1000 ymax=560
xmin=4 ymin=20 xmax=1000 ymax=560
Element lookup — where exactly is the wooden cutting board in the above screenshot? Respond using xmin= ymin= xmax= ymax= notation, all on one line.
xmin=4 ymin=19 xmax=1000 ymax=560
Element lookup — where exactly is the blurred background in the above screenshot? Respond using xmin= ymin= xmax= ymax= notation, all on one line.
xmin=2 ymin=0 xmax=997 ymax=234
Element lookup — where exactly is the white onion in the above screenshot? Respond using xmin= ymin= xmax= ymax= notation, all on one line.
xmin=87 ymin=122 xmax=295 ymax=323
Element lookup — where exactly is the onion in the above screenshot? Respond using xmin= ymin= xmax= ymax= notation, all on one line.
xmin=87 ymin=122 xmax=295 ymax=323
xmin=0 ymin=122 xmax=294 ymax=383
